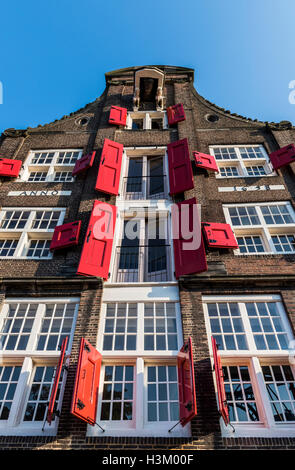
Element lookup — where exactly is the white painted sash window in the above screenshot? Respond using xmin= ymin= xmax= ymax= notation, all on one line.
xmin=223 ymin=202 xmax=295 ymax=255
xmin=0 ymin=298 xmax=79 ymax=435
xmin=203 ymin=295 xmax=295 ymax=437
xmin=210 ymin=145 xmax=275 ymax=178
xmin=19 ymin=149 xmax=82 ymax=182
xmin=92 ymin=299 xmax=186 ymax=437
xmin=125 ymin=112 xmax=168 ymax=131
xmin=0 ymin=207 xmax=66 ymax=259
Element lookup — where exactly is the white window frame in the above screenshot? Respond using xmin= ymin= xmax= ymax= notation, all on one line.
xmin=97 ymin=301 xmax=183 ymax=357
xmin=223 ymin=201 xmax=295 ymax=255
xmin=203 ymin=294 xmax=295 ymax=438
xmin=209 ymin=145 xmax=276 ymax=178
xmin=110 ymin=209 xmax=173 ymax=283
xmin=0 ymin=297 xmax=79 ymax=436
xmin=125 ymin=111 xmax=168 ymax=130
xmin=0 ymin=207 xmax=66 ymax=259
xmin=18 ymin=149 xmax=83 ymax=183
xmin=88 ymin=294 xmax=188 ymax=437
xmin=118 ymin=147 xmax=170 ymax=202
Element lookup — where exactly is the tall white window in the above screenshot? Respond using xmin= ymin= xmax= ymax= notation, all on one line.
xmin=209 ymin=145 xmax=275 ymax=178
xmin=203 ymin=295 xmax=295 ymax=437
xmin=0 ymin=207 xmax=66 ymax=259
xmin=120 ymin=148 xmax=169 ymax=200
xmin=0 ymin=298 xmax=79 ymax=435
xmin=19 ymin=149 xmax=83 ymax=182
xmin=112 ymin=212 xmax=172 ymax=283
xmin=91 ymin=300 xmax=186 ymax=437
xmin=223 ymin=202 xmax=295 ymax=255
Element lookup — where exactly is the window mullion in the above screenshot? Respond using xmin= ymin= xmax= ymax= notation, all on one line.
xmin=144 ymin=113 xmax=151 ymax=130
xmin=143 ymin=157 xmax=148 ymax=199
xmin=135 ymin=357 xmax=144 ymax=430
xmin=14 ymin=232 xmax=27 ymax=257
xmin=26 ymin=211 xmax=35 ymax=231
xmin=265 ymin=228 xmax=277 ymax=253
xmin=46 ymin=166 xmax=55 ymax=182
xmin=138 ymin=303 xmax=144 ymax=354
xmin=8 ymin=357 xmax=33 ymax=427
xmin=251 ymin=356 xmax=274 ymax=427
xmin=240 ymin=302 xmax=256 ymax=351
xmin=27 ymin=303 xmax=44 ymax=351
xmin=139 ymin=217 xmax=145 ymax=282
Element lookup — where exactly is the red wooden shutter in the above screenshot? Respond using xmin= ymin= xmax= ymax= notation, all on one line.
xmin=77 ymin=200 xmax=116 ymax=280
xmin=167 ymin=138 xmax=194 ymax=195
xmin=71 ymin=338 xmax=102 ymax=426
xmin=72 ymin=151 xmax=96 ymax=176
xmin=172 ymin=198 xmax=207 ymax=278
xmin=47 ymin=336 xmax=68 ymax=424
xmin=193 ymin=151 xmax=219 ymax=173
xmin=177 ymin=337 xmax=197 ymax=426
xmin=109 ymin=106 xmax=127 ymax=126
xmin=0 ymin=158 xmax=22 ymax=177
xmin=211 ymin=336 xmax=229 ymax=425
xmin=269 ymin=144 xmax=295 ymax=170
xmin=50 ymin=220 xmax=81 ymax=251
xmin=167 ymin=103 xmax=186 ymax=126
xmin=202 ymin=222 xmax=238 ymax=249
xmin=95 ymin=138 xmax=123 ymax=195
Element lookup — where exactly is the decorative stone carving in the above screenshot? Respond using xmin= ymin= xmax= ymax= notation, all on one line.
xmin=133 ymin=67 xmax=165 ymax=111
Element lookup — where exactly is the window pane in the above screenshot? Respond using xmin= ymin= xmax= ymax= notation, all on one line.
xmin=262 ymin=366 xmax=295 ymax=423
xmin=223 ymin=366 xmax=259 ymax=423
xmin=100 ymin=366 xmax=134 ymax=422
xmin=147 ymin=366 xmax=178 ymax=423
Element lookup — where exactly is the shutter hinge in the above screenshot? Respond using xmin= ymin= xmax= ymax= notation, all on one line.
xmin=77 ymin=399 xmax=85 ymax=410
xmin=185 ymin=401 xmax=192 ymax=411
xmin=84 ymin=343 xmax=91 ymax=353
xmin=209 ymin=239 xmax=217 ymax=243
xmin=202 ymin=223 xmax=211 ymax=227
xmin=86 ymin=230 xmax=91 ymax=243
xmin=195 ymin=160 xmax=203 ymax=165
xmin=69 ymin=237 xmax=76 ymax=241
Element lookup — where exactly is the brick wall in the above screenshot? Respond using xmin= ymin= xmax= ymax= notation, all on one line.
xmin=0 ymin=65 xmax=294 ymax=450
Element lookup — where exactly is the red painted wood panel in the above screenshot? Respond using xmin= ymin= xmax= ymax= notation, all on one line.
xmin=95 ymin=139 xmax=123 ymax=195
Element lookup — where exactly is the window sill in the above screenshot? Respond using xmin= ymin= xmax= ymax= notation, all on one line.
xmin=87 ymin=423 xmax=191 ymax=438
xmin=105 ymin=281 xmax=178 ymax=287
xmin=234 ymin=252 xmax=295 ymax=257
xmin=0 ymin=424 xmax=58 ymax=436
xmin=0 ymin=256 xmax=53 ymax=260
xmin=221 ymin=421 xmax=295 ymax=438
xmin=216 ymin=175 xmax=276 ymax=179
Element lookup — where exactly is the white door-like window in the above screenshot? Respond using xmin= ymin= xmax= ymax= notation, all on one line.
xmin=203 ymin=295 xmax=295 ymax=437
xmin=0 ymin=298 xmax=79 ymax=435
xmin=122 ymin=153 xmax=168 ymax=200
xmin=113 ymin=214 xmax=172 ymax=283
xmin=223 ymin=202 xmax=295 ymax=255
xmin=0 ymin=207 xmax=66 ymax=259
xmin=92 ymin=300 xmax=186 ymax=437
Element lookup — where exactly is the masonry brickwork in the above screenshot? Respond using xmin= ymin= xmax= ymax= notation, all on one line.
xmin=0 ymin=65 xmax=294 ymax=450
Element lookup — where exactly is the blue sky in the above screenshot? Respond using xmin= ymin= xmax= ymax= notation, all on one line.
xmin=0 ymin=0 xmax=295 ymax=133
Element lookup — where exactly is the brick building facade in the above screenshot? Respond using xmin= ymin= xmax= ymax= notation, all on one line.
xmin=0 ymin=65 xmax=295 ymax=450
